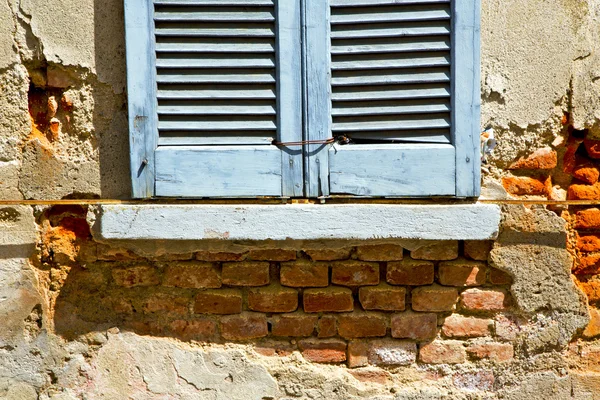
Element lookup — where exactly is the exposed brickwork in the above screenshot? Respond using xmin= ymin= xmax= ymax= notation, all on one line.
xmin=442 ymin=315 xmax=492 ymax=338
xmin=438 ymin=259 xmax=487 ymax=287
xmin=280 ymin=260 xmax=329 ymax=288
xmin=221 ymin=313 xmax=268 ymax=340
xmin=489 ymin=268 xmax=513 ymax=285
xmin=331 ymin=260 xmax=379 ymax=286
xmin=467 ymin=343 xmax=514 ymax=362
xmin=247 ymin=249 xmax=296 ymax=262
xmin=387 ymin=258 xmax=434 ymax=286
xmin=195 ymin=251 xmax=246 ymax=262
xmin=317 ymin=315 xmax=337 ymax=338
xmin=194 ymin=289 xmax=243 ymax=315
xmin=163 ymin=262 xmax=221 ymax=289
xmin=222 ymin=261 xmax=270 ymax=287
xmin=508 ymin=147 xmax=557 ymax=170
xmin=247 ymin=285 xmax=298 ymax=313
xmin=411 ymin=285 xmax=459 ymax=312
xmin=304 ymin=287 xmax=354 ymax=313
xmin=460 ymin=289 xmax=512 ymax=312
xmin=337 ymin=313 xmax=387 ymax=339
xmin=356 ymin=244 xmax=403 ymax=261
xmin=463 ymin=241 xmax=493 ymax=261
xmin=271 ymin=313 xmax=317 ymax=337
xmin=502 ymin=176 xmax=548 ymax=196
xmin=359 ymin=284 xmax=406 ymax=311
xmin=419 ymin=340 xmax=466 ymax=364
xmin=411 ymin=241 xmax=459 ymax=261
xmin=168 ymin=319 xmax=217 ymax=341
xmin=304 ymin=248 xmax=351 ymax=261
xmin=298 ymin=339 xmax=347 ymax=363
xmin=347 ymin=341 xmax=369 ymax=368
xmin=391 ymin=312 xmax=437 ymax=341
xmin=368 ymin=339 xmax=417 ymax=366
xmin=112 ymin=265 xmax=160 ymax=288
xmin=143 ymin=293 xmax=189 ymax=315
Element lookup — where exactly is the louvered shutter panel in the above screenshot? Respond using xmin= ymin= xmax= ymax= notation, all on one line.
xmin=125 ymin=0 xmax=303 ymax=198
xmin=305 ymin=0 xmax=480 ymax=197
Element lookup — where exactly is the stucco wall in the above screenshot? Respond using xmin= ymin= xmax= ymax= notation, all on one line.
xmin=1 ymin=0 xmax=600 ymax=399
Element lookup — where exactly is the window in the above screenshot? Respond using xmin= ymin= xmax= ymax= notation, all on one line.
xmin=124 ymin=0 xmax=480 ymax=199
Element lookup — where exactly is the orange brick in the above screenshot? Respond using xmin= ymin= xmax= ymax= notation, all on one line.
xmin=163 ymin=262 xmax=221 ymax=289
xmin=221 ymin=312 xmax=268 ymax=340
xmin=331 ymin=260 xmax=379 ymax=286
xmin=583 ymin=308 xmax=600 ymax=339
xmin=411 ymin=285 xmax=459 ymax=312
xmin=356 ymin=244 xmax=403 ymax=261
xmin=387 ymin=258 xmax=434 ymax=286
xmin=584 ymin=139 xmax=600 ymax=159
xmin=502 ymin=176 xmax=547 ymax=196
xmin=359 ymin=284 xmax=406 ymax=311
xmin=317 ymin=315 xmax=337 ymax=338
xmin=575 ymin=209 xmax=600 ymax=230
xmin=112 ymin=265 xmax=159 ymax=287
xmin=441 ymin=315 xmax=492 ymax=338
xmin=304 ymin=287 xmax=354 ymax=313
xmin=569 ymin=183 xmax=600 ymax=200
xmin=337 ymin=313 xmax=387 ymax=339
xmin=489 ymin=268 xmax=513 ymax=285
xmin=577 ymin=234 xmax=600 ymax=252
xmin=247 ymin=285 xmax=298 ymax=313
xmin=563 ymin=139 xmax=582 ymax=174
xmin=347 ymin=341 xmax=369 ymax=368
xmin=391 ymin=311 xmax=437 ymax=341
xmin=460 ymin=289 xmax=511 ymax=312
xmin=222 ymin=261 xmax=269 ymax=286
xmin=247 ymin=249 xmax=296 ymax=261
xmin=464 ymin=241 xmax=493 ymax=261
xmin=195 ymin=251 xmax=246 ymax=262
xmin=280 ymin=260 xmax=329 ymax=288
xmin=194 ymin=289 xmax=242 ymax=315
xmin=168 ymin=319 xmax=216 ymax=341
xmin=368 ymin=339 xmax=417 ymax=366
xmin=467 ymin=343 xmax=514 ymax=362
xmin=271 ymin=313 xmax=317 ymax=337
xmin=143 ymin=293 xmax=189 ymax=315
xmin=573 ymin=163 xmax=600 ymax=185
xmin=411 ymin=241 xmax=458 ymax=261
xmin=298 ymin=339 xmax=347 ymax=363
xmin=575 ymin=254 xmax=600 ymax=275
xmin=508 ymin=147 xmax=557 ymax=170
xmin=419 ymin=340 xmax=466 ymax=364
xmin=304 ymin=248 xmax=351 ymax=261
xmin=579 ymin=281 xmax=600 ymax=303
xmin=438 ymin=259 xmax=486 ymax=287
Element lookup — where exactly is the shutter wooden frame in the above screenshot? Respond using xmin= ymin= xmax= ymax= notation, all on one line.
xmin=306 ymin=0 xmax=481 ymax=198
xmin=125 ymin=0 xmax=303 ymax=198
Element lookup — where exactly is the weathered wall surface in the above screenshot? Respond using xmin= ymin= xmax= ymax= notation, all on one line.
xmin=1 ymin=0 xmax=600 ymax=399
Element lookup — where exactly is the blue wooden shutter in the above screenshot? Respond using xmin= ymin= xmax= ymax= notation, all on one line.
xmin=125 ymin=0 xmax=303 ymax=198
xmin=305 ymin=0 xmax=480 ymax=197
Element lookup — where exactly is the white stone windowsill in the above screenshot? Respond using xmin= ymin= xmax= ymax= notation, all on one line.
xmin=95 ymin=204 xmax=501 ymax=241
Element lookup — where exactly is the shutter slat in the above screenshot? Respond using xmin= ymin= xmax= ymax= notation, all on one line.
xmin=332 ymin=69 xmax=449 ymax=86
xmin=332 ymin=0 xmax=449 ymax=6
xmin=345 ymin=130 xmax=451 ymax=143
xmin=158 ymin=104 xmax=276 ymax=115
xmin=332 ymin=54 xmax=450 ymax=70
xmin=156 ymin=41 xmax=275 ymax=53
xmin=155 ymin=11 xmax=274 ymax=22
xmin=158 ymin=134 xmax=274 ymax=146
xmin=332 ymin=22 xmax=450 ymax=39
xmin=332 ymin=85 xmax=450 ymax=101
xmin=332 ymin=100 xmax=450 ymax=116
xmin=158 ymin=88 xmax=276 ymax=99
xmin=158 ymin=119 xmax=276 ymax=131
xmin=155 ymin=27 xmax=274 ymax=37
xmin=156 ymin=56 xmax=275 ymax=69
xmin=332 ymin=38 xmax=449 ymax=54
xmin=331 ymin=7 xmax=450 ymax=25
xmin=157 ymin=72 xmax=275 ymax=84
xmin=333 ymin=116 xmax=450 ymax=132
xmin=155 ymin=0 xmax=273 ymax=5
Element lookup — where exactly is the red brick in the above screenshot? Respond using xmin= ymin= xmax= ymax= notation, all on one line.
xmin=467 ymin=343 xmax=514 ymax=362
xmin=411 ymin=241 xmax=458 ymax=261
xmin=387 ymin=258 xmax=434 ymax=286
xmin=502 ymin=176 xmax=547 ymax=196
xmin=575 ymin=208 xmax=600 ymax=230
xmin=112 ymin=265 xmax=159 ymax=287
xmin=168 ymin=319 xmax=216 ymax=341
xmin=569 ymin=183 xmax=600 ymax=200
xmin=348 ymin=369 xmax=391 ymax=385
xmin=464 ymin=241 xmax=492 ymax=261
xmin=163 ymin=262 xmax=221 ymax=289
xmin=271 ymin=313 xmax=317 ymax=337
xmin=356 ymin=244 xmax=403 ymax=261
xmin=280 ymin=260 xmax=329 ymax=288
xmin=411 ymin=285 xmax=459 ymax=312
xmin=441 ymin=315 xmax=492 ymax=338
xmin=489 ymin=268 xmax=513 ymax=285
xmin=221 ymin=312 xmax=268 ymax=340
xmin=368 ymin=339 xmax=417 ymax=366
xmin=583 ymin=307 xmax=600 ymax=339
xmin=359 ymin=284 xmax=406 ymax=311
xmin=331 ymin=260 xmax=379 ymax=286
xmin=573 ymin=163 xmax=600 ymax=185
xmin=317 ymin=315 xmax=337 ymax=338
xmin=419 ymin=340 xmax=466 ymax=364
xmin=438 ymin=259 xmax=486 ymax=287
xmin=248 ymin=285 xmax=298 ymax=313
xmin=577 ymin=234 xmax=600 ymax=253
xmin=298 ymin=339 xmax=347 ymax=363
xmin=338 ymin=313 xmax=387 ymax=339
xmin=563 ymin=139 xmax=582 ymax=174
xmin=391 ymin=311 xmax=437 ymax=341
xmin=508 ymin=147 xmax=557 ymax=170
xmin=584 ymin=139 xmax=600 ymax=159
xmin=143 ymin=293 xmax=189 ymax=315
xmin=247 ymin=249 xmax=296 ymax=261
xmin=124 ymin=320 xmax=164 ymax=336
xmin=347 ymin=341 xmax=368 ymax=368
xmin=254 ymin=340 xmax=296 ymax=357
xmin=222 ymin=261 xmax=269 ymax=286
xmin=460 ymin=289 xmax=511 ymax=312
xmin=303 ymin=287 xmax=354 ymax=313
xmin=195 ymin=251 xmax=246 ymax=262
xmin=304 ymin=248 xmax=351 ymax=261
xmin=194 ymin=289 xmax=242 ymax=315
